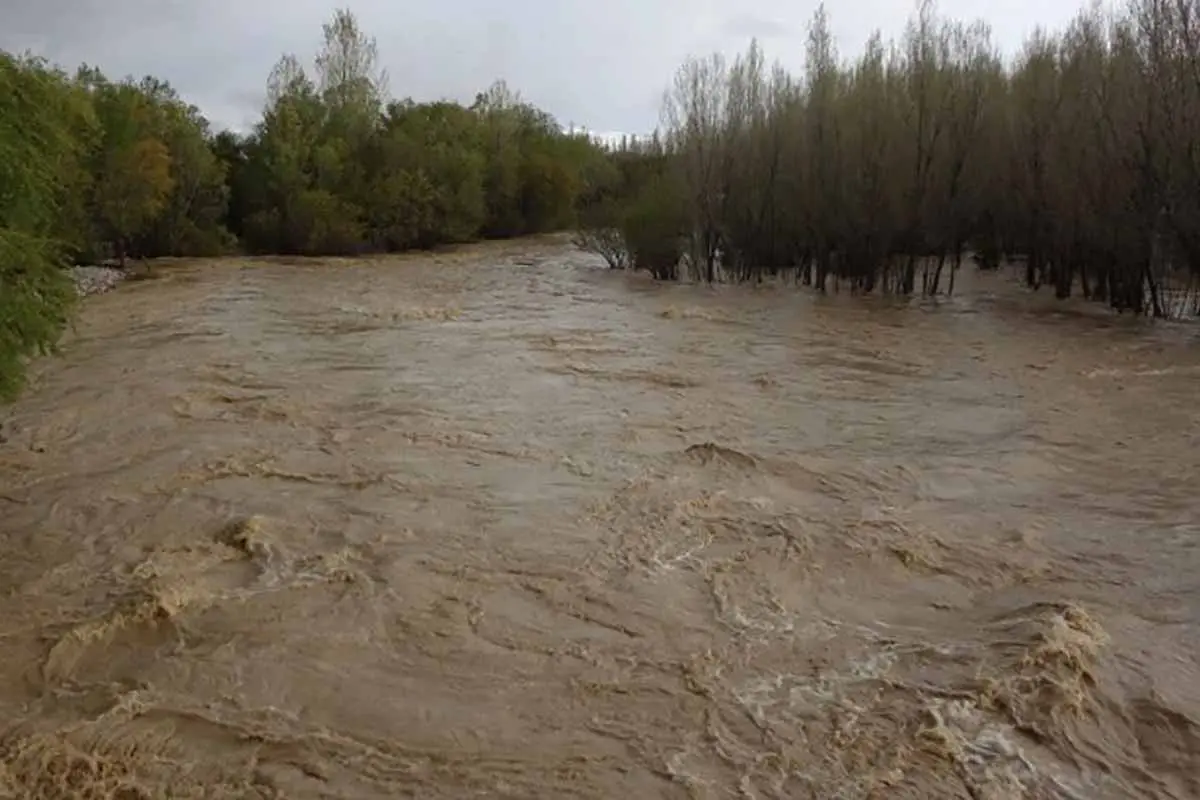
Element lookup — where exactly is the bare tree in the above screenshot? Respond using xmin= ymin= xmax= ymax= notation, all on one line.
xmin=315 ymin=8 xmax=388 ymax=113
xmin=627 ymin=0 xmax=1200 ymax=317
xmin=662 ymin=53 xmax=729 ymax=282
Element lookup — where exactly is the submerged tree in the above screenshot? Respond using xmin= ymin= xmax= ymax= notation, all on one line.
xmin=595 ymin=0 xmax=1200 ymax=318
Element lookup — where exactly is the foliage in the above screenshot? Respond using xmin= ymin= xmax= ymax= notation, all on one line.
xmin=622 ymin=172 xmax=687 ymax=280
xmin=226 ymin=22 xmax=603 ymax=254
xmin=91 ymin=83 xmax=176 ymax=266
xmin=0 ymin=53 xmax=80 ymax=400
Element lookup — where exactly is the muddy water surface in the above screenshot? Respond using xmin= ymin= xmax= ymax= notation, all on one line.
xmin=1 ymin=237 xmax=1199 ymax=798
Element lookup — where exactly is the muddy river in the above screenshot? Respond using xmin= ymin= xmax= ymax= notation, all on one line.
xmin=1 ymin=236 xmax=1198 ymax=798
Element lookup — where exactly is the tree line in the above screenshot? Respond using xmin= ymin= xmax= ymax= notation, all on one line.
xmin=0 ymin=9 xmax=611 ymax=400
xmin=5 ymin=2 xmax=1200 ymax=399
xmin=577 ymin=0 xmax=1200 ymax=320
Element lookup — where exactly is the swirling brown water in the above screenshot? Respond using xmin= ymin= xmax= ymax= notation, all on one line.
xmin=1 ymin=236 xmax=1198 ymax=799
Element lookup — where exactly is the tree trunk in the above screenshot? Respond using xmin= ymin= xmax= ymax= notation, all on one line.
xmin=930 ymin=252 xmax=948 ymax=296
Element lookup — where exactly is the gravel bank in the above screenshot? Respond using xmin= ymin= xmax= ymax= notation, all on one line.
xmin=69 ymin=265 xmax=127 ymax=297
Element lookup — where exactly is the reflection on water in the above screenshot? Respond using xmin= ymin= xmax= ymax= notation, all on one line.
xmin=1 ymin=235 xmax=1198 ymax=798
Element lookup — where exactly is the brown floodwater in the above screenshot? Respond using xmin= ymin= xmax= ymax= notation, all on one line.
xmin=1 ymin=236 xmax=1199 ymax=799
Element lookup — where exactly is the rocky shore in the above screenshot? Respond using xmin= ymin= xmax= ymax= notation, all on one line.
xmin=69 ymin=265 xmax=127 ymax=297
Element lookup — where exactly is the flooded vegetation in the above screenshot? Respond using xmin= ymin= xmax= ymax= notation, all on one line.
xmin=579 ymin=1 xmax=1200 ymax=318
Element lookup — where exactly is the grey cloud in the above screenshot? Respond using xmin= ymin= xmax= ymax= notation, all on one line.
xmin=2 ymin=0 xmax=1086 ymax=135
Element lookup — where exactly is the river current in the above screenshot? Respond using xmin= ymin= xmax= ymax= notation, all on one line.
xmin=1 ymin=236 xmax=1198 ymax=798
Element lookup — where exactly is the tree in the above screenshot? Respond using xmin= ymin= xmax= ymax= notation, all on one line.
xmin=91 ymin=83 xmax=175 ymax=265
xmin=663 ymin=52 xmax=730 ymax=282
xmin=137 ymin=94 xmax=232 ymax=257
xmin=0 ymin=53 xmax=80 ymax=400
xmin=595 ymin=0 xmax=1200 ymax=317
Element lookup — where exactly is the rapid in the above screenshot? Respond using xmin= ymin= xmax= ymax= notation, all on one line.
xmin=1 ymin=236 xmax=1198 ymax=798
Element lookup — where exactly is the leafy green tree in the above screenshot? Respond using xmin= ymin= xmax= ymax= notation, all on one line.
xmin=243 ymin=54 xmax=324 ymax=253
xmin=90 ymin=83 xmax=175 ymax=265
xmin=136 ymin=86 xmax=232 ymax=257
xmin=0 ymin=53 xmax=81 ymax=400
xmin=366 ymin=100 xmax=486 ymax=248
xmin=210 ymin=130 xmax=252 ymax=240
xmin=473 ymin=81 xmax=526 ymax=238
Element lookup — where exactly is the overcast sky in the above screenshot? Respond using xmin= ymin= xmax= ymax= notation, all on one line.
xmin=3 ymin=0 xmax=1086 ymax=135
